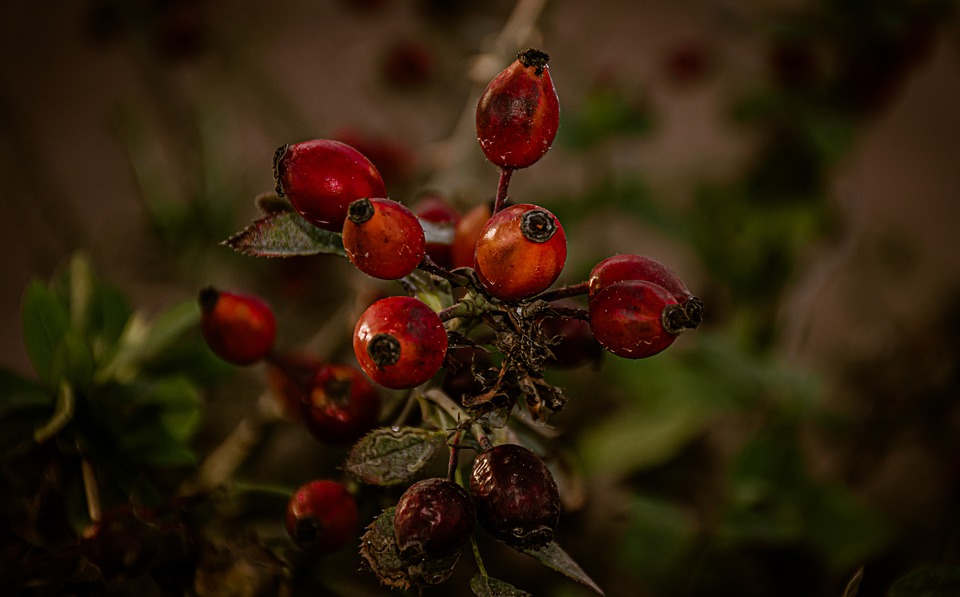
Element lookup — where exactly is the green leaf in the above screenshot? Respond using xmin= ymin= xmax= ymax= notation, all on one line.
xmin=619 ymin=495 xmax=697 ymax=589
xmin=889 ymin=567 xmax=960 ymax=597
xmin=50 ymin=332 xmax=94 ymax=389
xmin=21 ymin=280 xmax=71 ymax=386
xmin=344 ymin=427 xmax=448 ymax=486
xmin=222 ymin=211 xmax=346 ymax=257
xmin=521 ymin=542 xmax=604 ymax=595
xmin=98 ymin=299 xmax=200 ymax=383
xmin=0 ymin=368 xmax=54 ymax=458
xmin=471 ymin=575 xmax=532 ymax=597
xmin=359 ymin=508 xmax=411 ymax=591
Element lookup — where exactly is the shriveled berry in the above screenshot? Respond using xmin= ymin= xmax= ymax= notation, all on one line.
xmin=302 ymin=363 xmax=381 ymax=445
xmin=273 ymin=139 xmax=386 ymax=232
xmin=199 ymin=287 xmax=276 ymax=365
xmin=588 ymin=254 xmax=703 ymax=328
xmin=342 ymin=198 xmax=425 ymax=279
xmin=589 ymin=280 xmax=685 ymax=359
xmin=414 ymin=195 xmax=460 ymax=269
xmin=476 ymin=48 xmax=560 ymax=169
xmin=394 ymin=478 xmax=476 ymax=564
xmin=353 ymin=296 xmax=448 ymax=389
xmin=450 ymin=203 xmax=491 ymax=269
xmin=285 ymin=480 xmax=359 ymax=553
xmin=474 ymin=203 xmax=566 ymax=301
xmin=470 ymin=443 xmax=561 ymax=549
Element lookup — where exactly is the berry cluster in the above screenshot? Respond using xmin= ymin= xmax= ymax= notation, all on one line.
xmin=203 ymin=48 xmax=702 ymax=593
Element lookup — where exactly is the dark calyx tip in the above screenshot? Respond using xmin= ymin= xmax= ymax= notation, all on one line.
xmin=683 ymin=297 xmax=704 ymax=329
xmin=347 ymin=198 xmax=375 ymax=224
xmin=520 ymin=209 xmax=557 ymax=243
xmin=368 ymin=333 xmax=401 ymax=368
xmin=272 ymin=144 xmax=289 ymax=196
xmin=517 ymin=48 xmax=550 ymax=76
xmin=662 ymin=304 xmax=688 ymax=336
xmin=294 ymin=516 xmax=323 ymax=547
xmin=198 ymin=287 xmax=219 ymax=313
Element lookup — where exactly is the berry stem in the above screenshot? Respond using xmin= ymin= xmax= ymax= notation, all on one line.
xmin=532 ymin=281 xmax=590 ymax=303
xmin=493 ymin=167 xmax=513 ymax=213
xmin=80 ymin=453 xmax=102 ymax=525
xmin=417 ymin=254 xmax=472 ymax=287
xmin=471 ymin=531 xmax=489 ymax=577
xmin=446 ymin=429 xmax=464 ymax=482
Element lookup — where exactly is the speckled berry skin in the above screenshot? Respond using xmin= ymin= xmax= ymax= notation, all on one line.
xmin=589 ymin=280 xmax=684 ymax=359
xmin=589 ymin=254 xmax=703 ymax=328
xmin=476 ymin=49 xmax=560 ymax=169
xmin=273 ymin=139 xmax=386 ymax=232
xmin=353 ymin=296 xmax=448 ymax=389
xmin=285 ymin=480 xmax=359 ymax=553
xmin=470 ymin=443 xmax=561 ymax=549
xmin=303 ymin=363 xmax=381 ymax=445
xmin=199 ymin=288 xmax=276 ymax=366
xmin=342 ymin=198 xmax=425 ymax=280
xmin=474 ymin=203 xmax=566 ymax=301
xmin=394 ymin=478 xmax=476 ymax=564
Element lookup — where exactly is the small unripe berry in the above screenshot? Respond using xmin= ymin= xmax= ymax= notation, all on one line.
xmin=476 ymin=49 xmax=560 ymax=169
xmin=589 ymin=280 xmax=685 ymax=359
xmin=589 ymin=254 xmax=702 ymax=328
xmin=199 ymin=287 xmax=276 ymax=365
xmin=273 ymin=139 xmax=386 ymax=232
xmin=394 ymin=478 xmax=476 ymax=564
xmin=285 ymin=480 xmax=359 ymax=553
xmin=470 ymin=444 xmax=561 ymax=549
xmin=474 ymin=203 xmax=566 ymax=301
xmin=342 ymin=198 xmax=425 ymax=280
xmin=353 ymin=296 xmax=448 ymax=389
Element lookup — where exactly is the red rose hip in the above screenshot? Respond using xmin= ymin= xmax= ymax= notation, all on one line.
xmin=273 ymin=139 xmax=386 ymax=232
xmin=589 ymin=280 xmax=686 ymax=359
xmin=470 ymin=443 xmax=561 ymax=549
xmin=342 ymin=198 xmax=425 ymax=279
xmin=394 ymin=478 xmax=476 ymax=564
xmin=353 ymin=296 xmax=448 ymax=389
xmin=199 ymin=287 xmax=276 ymax=365
xmin=285 ymin=480 xmax=359 ymax=553
xmin=476 ymin=48 xmax=560 ymax=169
xmin=302 ymin=363 xmax=381 ymax=445
xmin=414 ymin=195 xmax=460 ymax=269
xmin=589 ymin=254 xmax=703 ymax=328
xmin=474 ymin=203 xmax=566 ymax=301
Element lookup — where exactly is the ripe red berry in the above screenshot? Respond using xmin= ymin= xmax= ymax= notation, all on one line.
xmin=588 ymin=254 xmax=703 ymax=328
xmin=450 ymin=203 xmax=491 ymax=270
xmin=285 ymin=480 xmax=359 ymax=553
xmin=394 ymin=478 xmax=476 ymax=564
xmin=199 ymin=287 xmax=276 ymax=365
xmin=342 ymin=198 xmax=425 ymax=280
xmin=273 ymin=139 xmax=386 ymax=232
xmin=474 ymin=203 xmax=566 ymax=301
xmin=353 ymin=296 xmax=448 ymax=389
xmin=589 ymin=280 xmax=686 ymax=359
xmin=470 ymin=443 xmax=561 ymax=549
xmin=476 ymin=48 xmax=560 ymax=169
xmin=414 ymin=195 xmax=460 ymax=269
xmin=302 ymin=363 xmax=381 ymax=445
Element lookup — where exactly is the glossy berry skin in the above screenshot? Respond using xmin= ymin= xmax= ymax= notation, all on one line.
xmin=353 ymin=296 xmax=448 ymax=389
xmin=589 ymin=280 xmax=686 ymax=359
xmin=394 ymin=478 xmax=476 ymax=564
xmin=303 ymin=363 xmax=381 ymax=445
xmin=476 ymin=48 xmax=560 ymax=169
xmin=199 ymin=287 xmax=276 ymax=366
xmin=414 ymin=195 xmax=460 ymax=269
xmin=588 ymin=254 xmax=703 ymax=328
xmin=285 ymin=480 xmax=359 ymax=553
xmin=450 ymin=203 xmax=491 ymax=269
xmin=470 ymin=444 xmax=561 ymax=549
xmin=474 ymin=203 xmax=566 ymax=301
xmin=342 ymin=198 xmax=425 ymax=279
xmin=273 ymin=139 xmax=386 ymax=232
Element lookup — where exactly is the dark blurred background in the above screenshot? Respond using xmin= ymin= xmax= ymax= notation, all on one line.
xmin=2 ymin=0 xmax=960 ymax=595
